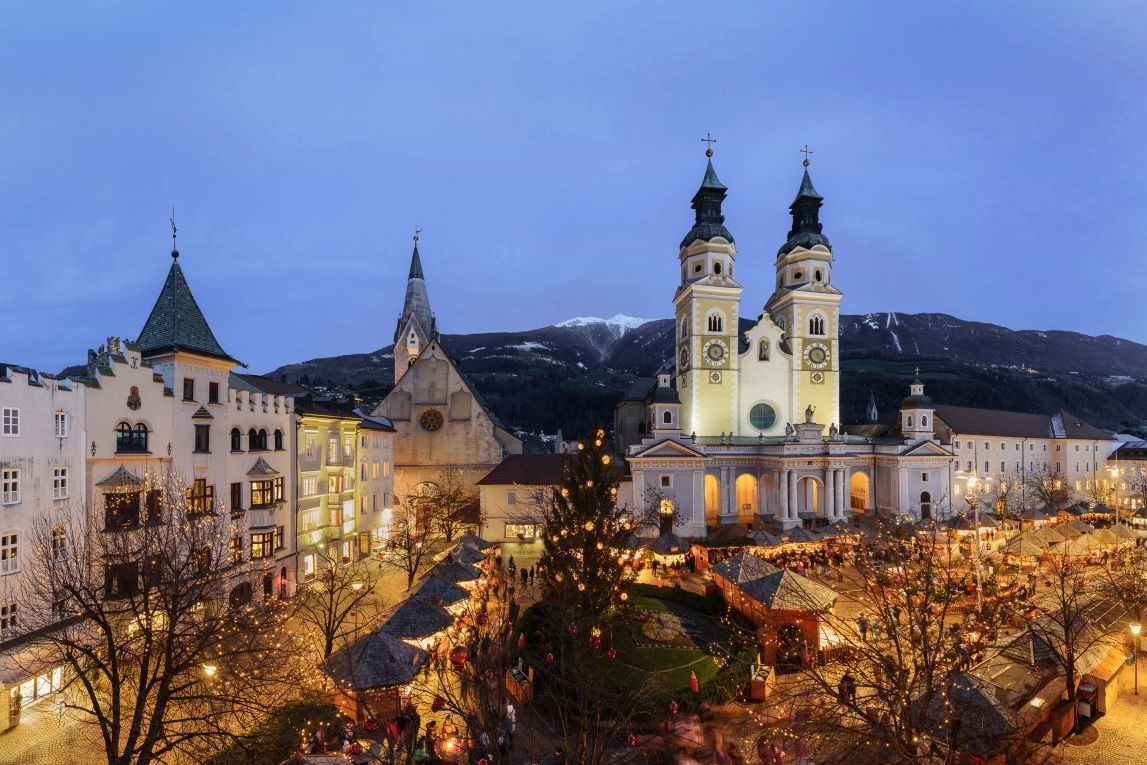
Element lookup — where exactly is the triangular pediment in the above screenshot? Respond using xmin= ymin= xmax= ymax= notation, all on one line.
xmin=899 ymin=440 xmax=953 ymax=457
xmin=630 ymin=438 xmax=707 ymax=460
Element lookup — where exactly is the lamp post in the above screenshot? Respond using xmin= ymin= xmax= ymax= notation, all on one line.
xmin=1110 ymin=466 xmax=1121 ymax=527
xmin=1132 ymin=623 xmax=1141 ymax=696
xmin=960 ymin=472 xmax=990 ymax=616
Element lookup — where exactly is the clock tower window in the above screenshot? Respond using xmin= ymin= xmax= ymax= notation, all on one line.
xmin=809 ymin=315 xmax=825 ymax=336
xmin=707 ymin=313 xmax=724 ymax=333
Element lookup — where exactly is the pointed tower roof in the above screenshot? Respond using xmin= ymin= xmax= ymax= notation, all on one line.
xmin=394 ymin=236 xmax=437 ymax=343
xmin=680 ymin=154 xmax=735 ymax=248
xmin=136 ymin=250 xmax=237 ymax=364
xmin=779 ymin=166 xmax=831 ymax=256
xmin=408 ymin=241 xmax=425 ymax=280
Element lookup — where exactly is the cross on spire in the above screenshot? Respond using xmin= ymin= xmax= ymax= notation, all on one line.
xmin=915 ymin=367 xmax=920 ymax=376
xmin=701 ymin=132 xmax=717 ymax=158
xmin=800 ymin=144 xmax=813 ymax=167
xmin=169 ymin=208 xmax=178 ymax=260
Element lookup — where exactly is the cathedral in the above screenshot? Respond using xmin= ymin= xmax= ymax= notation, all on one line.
xmin=622 ymin=150 xmax=955 ymax=536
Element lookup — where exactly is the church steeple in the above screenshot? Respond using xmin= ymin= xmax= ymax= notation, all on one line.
xmin=780 ymin=167 xmax=831 ymax=256
xmin=394 ymin=234 xmax=437 ymax=344
xmin=393 ymin=231 xmax=437 ymax=384
xmin=680 ymin=156 xmax=734 ymax=249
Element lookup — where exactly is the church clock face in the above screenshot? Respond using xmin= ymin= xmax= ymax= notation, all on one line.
xmin=804 ymin=342 xmax=830 ymax=369
xmin=703 ymin=338 xmax=728 ymax=367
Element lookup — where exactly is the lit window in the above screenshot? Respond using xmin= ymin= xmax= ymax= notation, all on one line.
xmin=187 ymin=479 xmax=215 ymax=515
xmin=303 ymin=555 xmax=315 ymax=580
xmin=251 ymin=479 xmax=275 ymax=508
xmin=252 ymin=532 xmax=273 ymax=559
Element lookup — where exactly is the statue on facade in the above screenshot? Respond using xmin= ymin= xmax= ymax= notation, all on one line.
xmin=785 ymin=423 xmax=794 ymax=437
xmin=804 ymin=404 xmax=815 ymax=423
xmin=829 ymin=422 xmax=838 ymax=438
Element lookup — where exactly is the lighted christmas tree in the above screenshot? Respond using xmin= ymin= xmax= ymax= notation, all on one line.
xmin=537 ymin=425 xmax=635 ymax=626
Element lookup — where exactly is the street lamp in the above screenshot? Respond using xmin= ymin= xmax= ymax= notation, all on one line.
xmin=1110 ymin=466 xmax=1121 ymax=526
xmin=1132 ymin=623 xmax=1141 ymax=696
xmin=960 ymin=472 xmax=991 ymax=616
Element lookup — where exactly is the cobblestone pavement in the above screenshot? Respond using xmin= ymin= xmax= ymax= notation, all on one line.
xmin=1051 ymin=690 xmax=1147 ymax=765
xmin=0 ymin=692 xmax=106 ymax=765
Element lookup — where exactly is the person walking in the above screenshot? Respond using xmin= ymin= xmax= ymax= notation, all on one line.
xmin=856 ymin=613 xmax=869 ymax=641
xmin=528 ymin=566 xmax=535 ymax=585
xmin=520 ymin=566 xmax=528 ymax=587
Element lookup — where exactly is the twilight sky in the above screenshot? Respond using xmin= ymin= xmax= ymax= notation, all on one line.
xmin=2 ymin=1 xmax=1145 ymax=374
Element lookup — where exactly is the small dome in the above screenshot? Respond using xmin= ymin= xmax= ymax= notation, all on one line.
xmin=778 ymin=231 xmax=831 ymax=257
xmin=681 ymin=223 xmax=735 ymax=249
xmin=901 ymin=393 xmax=933 ymax=409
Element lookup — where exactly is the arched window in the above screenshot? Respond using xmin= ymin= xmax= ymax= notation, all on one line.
xmin=714 ymin=262 xmax=722 ymax=274
xmin=921 ymin=416 xmax=928 ymax=427
xmin=274 ymin=429 xmax=284 ymax=450
xmin=248 ymin=429 xmax=258 ymax=450
xmin=707 ymin=312 xmax=724 ymax=333
xmin=663 ymin=411 xmax=672 ymax=425
xmin=814 ymin=269 xmax=822 ymax=282
xmin=680 ymin=317 xmax=689 ymax=338
xmin=230 ymin=428 xmax=242 ymax=452
xmin=809 ymin=315 xmax=826 ymax=336
xmin=758 ymin=340 xmax=770 ymax=361
xmin=116 ymin=422 xmax=133 ymax=452
xmin=132 ymin=423 xmax=148 ymax=452
xmin=906 ymin=415 xmax=914 ymax=428
xmin=920 ymin=491 xmax=932 ymax=520
xmin=257 ymin=429 xmax=268 ymax=450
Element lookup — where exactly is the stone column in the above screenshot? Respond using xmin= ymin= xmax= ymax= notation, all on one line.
xmin=789 ymin=470 xmax=799 ymax=521
xmin=837 ymin=469 xmax=848 ymax=518
xmin=779 ymin=470 xmax=790 ymax=521
xmin=825 ymin=469 xmax=836 ymax=520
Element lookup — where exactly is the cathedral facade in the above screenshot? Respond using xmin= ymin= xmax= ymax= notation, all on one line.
xmin=624 ymin=152 xmax=954 ymax=536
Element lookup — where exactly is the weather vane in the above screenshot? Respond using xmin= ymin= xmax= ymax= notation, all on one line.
xmin=800 ymin=144 xmax=813 ymax=167
xmin=170 ymin=208 xmax=178 ymax=259
xmin=701 ymin=132 xmax=717 ymax=158
xmin=413 ymin=225 xmax=422 ymax=242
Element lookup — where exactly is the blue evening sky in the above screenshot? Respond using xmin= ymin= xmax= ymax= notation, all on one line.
xmin=1 ymin=1 xmax=1144 ymax=374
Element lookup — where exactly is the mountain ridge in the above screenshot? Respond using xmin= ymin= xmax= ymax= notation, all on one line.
xmin=267 ymin=312 xmax=1147 ymax=436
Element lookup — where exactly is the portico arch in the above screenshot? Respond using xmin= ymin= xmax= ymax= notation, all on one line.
xmin=735 ymin=473 xmax=758 ymax=523
xmin=849 ymin=471 xmax=872 ymax=515
xmin=795 ymin=476 xmax=823 ymax=518
xmin=704 ymin=473 xmax=721 ymax=527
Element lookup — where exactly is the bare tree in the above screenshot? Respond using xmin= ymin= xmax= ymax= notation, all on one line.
xmin=1027 ymin=551 xmax=1121 ymax=735
xmin=421 ymin=469 xmax=480 ymax=544
xmin=770 ymin=532 xmax=1010 ymax=763
xmin=381 ymin=496 xmax=444 ymax=588
xmin=19 ymin=472 xmax=299 ymax=765
xmin=1022 ymin=465 xmax=1072 ymax=516
xmin=294 ymin=536 xmax=386 ymax=660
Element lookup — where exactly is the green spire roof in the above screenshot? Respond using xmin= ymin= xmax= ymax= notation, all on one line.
xmin=700 ymin=159 xmax=726 ymax=191
xmin=792 ymin=169 xmax=822 ymax=203
xmin=137 ymin=256 xmax=236 ymax=363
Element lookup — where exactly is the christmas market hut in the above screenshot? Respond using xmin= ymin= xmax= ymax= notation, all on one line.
xmin=379 ymin=597 xmax=455 ymax=648
xmin=322 ymin=631 xmax=428 ymax=722
xmin=456 ymin=532 xmax=495 ymax=551
xmin=408 ymin=575 xmax=470 ymax=610
xmin=711 ymin=552 xmax=838 ymax=669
